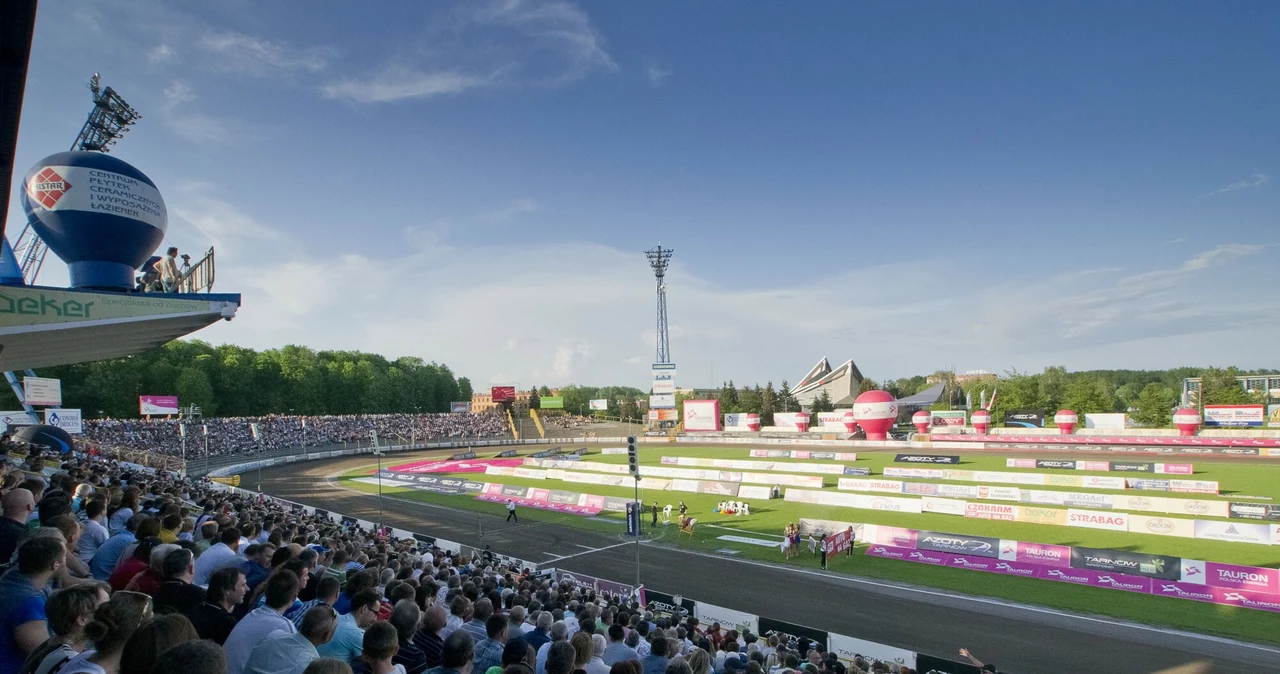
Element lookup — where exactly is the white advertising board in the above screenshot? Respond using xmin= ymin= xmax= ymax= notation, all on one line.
xmin=683 ymin=400 xmax=721 ymax=432
xmin=737 ymin=485 xmax=773 ymax=500
xmin=1203 ymin=405 xmax=1265 ymax=427
xmin=23 ymin=377 xmax=61 ymax=406
xmin=44 ymin=408 xmax=83 ymax=434
xmin=0 ymin=410 xmax=39 ymax=432
xmin=1066 ymin=509 xmax=1129 ymax=531
xmin=724 ymin=413 xmax=754 ymax=430
xmin=773 ymin=412 xmax=808 ymax=431
xmin=1194 ymin=520 xmax=1270 ymax=544
xmin=828 ymin=633 xmax=916 ymax=670
xmin=1084 ymin=413 xmax=1128 ymax=429
xmin=589 ymin=399 xmax=609 ymax=411
xmin=694 ymin=601 xmax=758 ymax=634
xmin=1128 ymin=515 xmax=1196 ymax=538
xmin=649 ymin=394 xmax=676 ymax=409
xmin=651 ymin=380 xmax=675 ymax=394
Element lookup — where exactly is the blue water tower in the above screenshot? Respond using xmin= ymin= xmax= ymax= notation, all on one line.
xmin=20 ymin=151 xmax=167 ymax=290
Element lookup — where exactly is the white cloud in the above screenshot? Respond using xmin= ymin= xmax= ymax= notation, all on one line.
xmin=477 ymin=198 xmax=538 ymax=223
xmin=322 ymin=68 xmax=491 ymax=103
xmin=149 ymin=44 xmax=175 ymax=64
xmin=1205 ymin=172 xmax=1270 ymax=197
xmin=168 ymin=182 xmax=284 ymax=256
xmin=199 ymin=30 xmax=336 ymax=77
xmin=157 ymin=80 xmax=234 ymax=144
xmin=645 ymin=62 xmax=670 ymax=87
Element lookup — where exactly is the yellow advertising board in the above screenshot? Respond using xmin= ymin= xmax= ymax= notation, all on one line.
xmin=1015 ymin=505 xmax=1067 ymax=526
xmin=0 ymin=285 xmax=221 ymax=328
xmin=1045 ymin=474 xmax=1083 ymax=487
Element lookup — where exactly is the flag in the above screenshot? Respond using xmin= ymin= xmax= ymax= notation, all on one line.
xmin=965 ymin=389 xmax=973 ymax=410
xmin=179 ymin=424 xmax=186 ymax=438
xmin=301 ymin=418 xmax=306 ymax=428
xmin=201 ymin=424 xmax=207 ymax=436
xmin=986 ymin=387 xmax=998 ymax=411
xmin=979 ymin=390 xmax=986 ymax=410
xmin=250 ymin=423 xmax=259 ymax=441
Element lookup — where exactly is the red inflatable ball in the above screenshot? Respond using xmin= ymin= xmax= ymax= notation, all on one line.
xmin=853 ymin=390 xmax=898 ymax=440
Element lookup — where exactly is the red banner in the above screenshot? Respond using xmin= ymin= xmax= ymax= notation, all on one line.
xmin=491 ymin=386 xmax=516 ymax=402
xmin=823 ymin=529 xmax=854 ymax=555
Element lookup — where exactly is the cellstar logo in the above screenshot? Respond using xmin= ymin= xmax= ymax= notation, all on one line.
xmin=28 ymin=167 xmax=72 ymax=208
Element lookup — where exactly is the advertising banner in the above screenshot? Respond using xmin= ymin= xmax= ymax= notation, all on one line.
xmin=651 ymin=363 xmax=677 ymax=377
xmin=1080 ymin=476 xmax=1127 ymax=490
xmin=683 ymin=400 xmax=721 ymax=432
xmin=650 ymin=394 xmax=676 ymax=409
xmin=821 ymin=528 xmax=855 ymax=556
xmin=1194 ymin=520 xmax=1271 ymax=544
xmin=827 ymin=633 xmax=915 ymax=670
xmin=1084 ymin=413 xmax=1127 ymax=429
xmin=694 ymin=601 xmax=758 ymax=634
xmin=1004 ymin=409 xmax=1045 ymax=428
xmin=1169 ymin=479 xmax=1220 ymax=494
xmin=921 ymin=497 xmax=968 ymax=516
xmin=23 ymin=377 xmax=61 ymax=406
xmin=1229 ymin=503 xmax=1280 ymax=521
xmin=936 ymin=484 xmax=980 ymax=499
xmin=1015 ymin=506 xmax=1067 ymax=526
xmin=1270 ymin=404 xmax=1280 ymax=428
xmin=837 ymin=478 xmax=903 ymax=494
xmin=883 ymin=467 xmax=946 ymax=479
xmin=929 ymin=410 xmax=966 ymax=428
xmin=491 ymin=386 xmax=516 ymax=402
xmin=1210 ymin=587 xmax=1280 ymax=612
xmin=1155 ymin=463 xmax=1195 ymax=475
xmin=589 ymin=399 xmax=609 ymax=411
xmin=1077 ymin=461 xmax=1112 ymax=472
xmin=1070 ymin=546 xmax=1181 ymax=580
xmin=450 ymin=402 xmax=472 ymax=413
xmin=40 ymin=408 xmax=81 ymax=435
xmin=1006 ymin=458 xmax=1036 ymax=469
xmin=139 ymin=395 xmax=180 ymax=415
xmin=0 ymin=411 xmax=38 ymax=432
xmin=1066 ymin=509 xmax=1129 ymax=531
xmin=1036 ymin=459 xmax=1076 ymax=470
xmin=894 ymin=454 xmax=960 ymax=465
xmin=1110 ymin=462 xmax=1154 ymax=472
xmin=724 ymin=414 xmax=752 ymax=430
xmin=1204 ymin=404 xmax=1265 ymax=427
xmin=916 ymin=531 xmax=998 ymax=558
xmin=1000 ymin=541 xmax=1072 ymax=567
xmin=756 ymin=617 xmax=828 ymax=652
xmin=649 ymin=409 xmax=678 ymax=422
xmin=965 ymin=503 xmax=1017 ymax=521
xmin=861 ymin=525 xmax=918 ymax=548
xmin=1127 ymin=515 xmax=1196 ymax=538
xmin=772 ymin=413 xmax=807 ymax=431
xmin=651 ymin=379 xmax=676 ymax=394
xmin=541 ymin=396 xmax=565 ymax=409
xmin=643 ymin=590 xmax=695 ymax=621
xmin=1205 ymin=562 xmax=1280 ymax=595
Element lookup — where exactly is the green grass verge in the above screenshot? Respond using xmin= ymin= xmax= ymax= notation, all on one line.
xmin=325 ymin=446 xmax=1280 ymax=645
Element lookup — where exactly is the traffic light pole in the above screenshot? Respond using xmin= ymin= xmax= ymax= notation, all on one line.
xmin=627 ymin=435 xmax=640 ymax=587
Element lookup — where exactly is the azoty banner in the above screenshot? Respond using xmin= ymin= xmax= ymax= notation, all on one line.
xmin=915 ymin=531 xmax=999 ymax=558
xmin=1003 ymin=409 xmax=1045 ymax=428
xmin=44 ymin=408 xmax=82 ymax=434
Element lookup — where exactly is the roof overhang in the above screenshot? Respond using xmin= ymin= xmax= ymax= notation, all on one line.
xmin=0 ymin=284 xmax=240 ymax=370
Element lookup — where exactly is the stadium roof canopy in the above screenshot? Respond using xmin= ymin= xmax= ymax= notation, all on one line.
xmin=895 ymin=382 xmax=946 ymax=409
xmin=790 ymin=357 xmax=865 ymax=408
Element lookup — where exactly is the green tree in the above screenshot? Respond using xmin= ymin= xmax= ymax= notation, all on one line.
xmin=857 ymin=378 xmax=879 ymax=394
xmin=738 ymin=385 xmax=763 ymax=415
xmin=175 ymin=367 xmax=216 ymax=415
xmin=618 ymin=392 xmax=640 ymax=421
xmin=1200 ymin=367 xmax=1257 ymax=405
xmin=775 ymin=380 xmax=799 ymax=413
xmin=1061 ymin=377 xmax=1116 ymax=415
xmin=760 ymin=381 xmax=777 ymax=426
xmin=1130 ymin=383 xmax=1176 ymax=428
xmin=528 ymin=387 xmax=541 ymax=410
xmin=810 ymin=389 xmax=835 ymax=414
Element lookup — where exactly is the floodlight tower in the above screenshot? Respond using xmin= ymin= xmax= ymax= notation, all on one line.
xmin=645 ymin=244 xmax=673 ymax=364
xmin=11 ymin=73 xmax=141 ymax=284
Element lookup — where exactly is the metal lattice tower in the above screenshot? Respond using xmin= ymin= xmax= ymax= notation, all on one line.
xmin=11 ymin=73 xmax=140 ymax=284
xmin=645 ymin=244 xmax=673 ymax=363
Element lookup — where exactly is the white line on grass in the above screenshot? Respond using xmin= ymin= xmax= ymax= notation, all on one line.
xmin=542 ymin=541 xmax=632 ymax=563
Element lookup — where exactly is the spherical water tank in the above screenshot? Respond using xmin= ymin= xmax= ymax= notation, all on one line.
xmin=21 ymin=151 xmax=167 ymax=289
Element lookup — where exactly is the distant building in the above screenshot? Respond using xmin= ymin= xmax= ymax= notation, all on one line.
xmin=471 ymin=388 xmax=559 ymax=413
xmin=790 ymin=357 xmax=865 ymax=409
xmin=927 ymin=370 xmax=997 ymax=385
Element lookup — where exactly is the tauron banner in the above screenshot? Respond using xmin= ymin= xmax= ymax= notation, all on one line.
xmin=894 ymin=454 xmax=960 ymax=464
xmin=756 ymin=616 xmax=828 ymax=652
xmin=915 ymin=531 xmax=999 ymax=559
xmin=1036 ymin=460 xmax=1075 ymax=469
xmin=1070 ymin=546 xmax=1181 ymax=580
xmin=1004 ymin=409 xmax=1045 ymax=428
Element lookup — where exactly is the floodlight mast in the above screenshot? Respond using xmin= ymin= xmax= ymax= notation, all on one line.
xmin=12 ymin=73 xmax=141 ymax=285
xmin=644 ymin=244 xmax=673 ymax=364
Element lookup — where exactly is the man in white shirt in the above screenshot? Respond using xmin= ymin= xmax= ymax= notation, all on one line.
xmin=195 ymin=527 xmax=242 ymax=586
xmin=224 ymin=570 xmax=302 ymax=674
xmin=244 ymin=605 xmax=337 ymax=674
xmin=76 ymin=500 xmax=110 ymax=563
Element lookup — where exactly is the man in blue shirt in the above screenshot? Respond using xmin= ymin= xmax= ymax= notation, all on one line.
xmin=473 ymin=614 xmax=508 ymax=673
xmin=640 ymin=636 xmax=669 ymax=674
xmin=88 ymin=512 xmax=144 ymax=580
xmin=0 ymin=537 xmax=64 ymax=672
xmin=317 ymin=588 xmax=380 ymax=662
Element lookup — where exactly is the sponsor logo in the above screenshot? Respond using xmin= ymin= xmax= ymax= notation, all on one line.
xmin=869 ymin=498 xmax=902 ymax=511
xmin=1070 ymin=512 xmax=1126 ymax=526
xmin=1046 ymin=569 xmax=1090 ymax=583
xmin=1127 ymin=497 xmax=1153 ymax=509
xmin=893 ymin=454 xmax=960 ymax=464
xmin=1143 ymin=518 xmax=1177 ymax=534
xmin=919 ymin=536 xmax=993 ymax=555
xmin=27 ymin=167 xmax=73 ymax=208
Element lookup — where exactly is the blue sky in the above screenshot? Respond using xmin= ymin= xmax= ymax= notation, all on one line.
xmin=8 ymin=1 xmax=1278 ymax=389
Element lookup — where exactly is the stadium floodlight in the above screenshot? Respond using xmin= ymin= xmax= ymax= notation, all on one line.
xmin=644 ymin=245 xmax=674 ymax=364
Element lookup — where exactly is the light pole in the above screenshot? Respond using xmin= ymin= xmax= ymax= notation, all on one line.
xmin=179 ymin=422 xmax=187 ymax=476
xmin=371 ymin=429 xmax=384 ymax=531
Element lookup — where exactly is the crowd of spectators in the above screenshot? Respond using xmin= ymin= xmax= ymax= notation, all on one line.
xmin=541 ymin=415 xmax=602 ymax=431
xmin=80 ymin=413 xmax=510 ymax=460
xmin=0 ymin=447 xmax=932 ymax=674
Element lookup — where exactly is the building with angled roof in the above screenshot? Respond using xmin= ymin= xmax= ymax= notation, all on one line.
xmin=790 ymin=357 xmax=865 ymax=408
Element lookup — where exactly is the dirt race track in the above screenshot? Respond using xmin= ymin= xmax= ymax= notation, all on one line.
xmin=249 ymin=447 xmax=1280 ymax=674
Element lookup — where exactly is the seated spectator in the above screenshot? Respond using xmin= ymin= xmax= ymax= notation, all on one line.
xmin=150 ymin=639 xmax=226 ymax=674
xmin=546 ymin=642 xmax=576 ymax=674
xmin=17 ymin=582 xmax=108 ymax=674
xmin=124 ymin=543 xmax=179 ymax=596
xmin=501 ymin=640 xmax=535 ymax=674
xmin=426 ymin=630 xmax=474 ymax=674
xmin=190 ymin=566 xmax=246 ymax=644
xmin=108 ymin=536 xmax=158 ymax=593
xmin=570 ymin=632 xmax=593 ymax=674
xmin=119 ymin=613 xmax=198 ymax=674
xmin=225 ymin=569 xmax=302 ymax=674
xmin=55 ymin=590 xmax=153 ymax=674
xmin=153 ymin=547 xmax=206 ymax=616
xmin=462 ymin=599 xmax=494 ymax=644
xmin=602 ymin=624 xmax=637 ymax=666
xmin=586 ymin=635 xmax=610 ymax=674
xmin=391 ymin=600 xmax=427 ymax=674
xmin=245 ymin=604 xmax=340 ymax=674
xmin=306 ymin=659 xmax=356 ymax=674
xmin=442 ymin=595 xmax=470 ymax=641
xmin=75 ymin=500 xmax=110 ymax=564
xmin=317 ymin=588 xmax=381 ymax=662
xmin=353 ymin=622 xmax=405 ymax=674
xmin=536 ymin=622 xmax=568 ymax=674
xmin=506 ymin=606 xmax=526 ymax=642
xmin=291 ymin=576 xmax=342 ymax=630
xmin=414 ymin=605 xmax=447 ymax=669
xmin=0 ymin=489 xmax=36 ymax=563
xmin=158 ymin=514 xmax=182 ymax=544
xmin=242 ymin=543 xmax=277 ymax=593
xmin=641 ymin=637 xmax=669 ymax=674
xmin=193 ymin=526 xmax=242 ymax=586
xmin=474 ymin=614 xmax=508 ymax=674
xmin=523 ymin=611 xmax=552 ymax=653
xmin=0 ymin=537 xmax=65 ymax=672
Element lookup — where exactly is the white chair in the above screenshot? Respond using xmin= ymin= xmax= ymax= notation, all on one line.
xmin=741 ymin=502 xmax=750 ymax=516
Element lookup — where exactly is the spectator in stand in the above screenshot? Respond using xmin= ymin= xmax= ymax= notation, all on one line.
xmin=570 ymin=632 xmax=593 ymax=674
xmin=307 ymin=659 xmax=356 ymax=674
xmin=414 ymin=605 xmax=447 ymax=669
xmin=152 ymin=640 xmax=227 ymax=674
xmin=194 ymin=526 xmax=242 ymax=586
xmin=90 ymin=515 xmax=141 ymax=581
xmin=641 ymin=637 xmax=669 ymax=674
xmin=585 ymin=635 xmax=610 ymax=674
xmin=75 ymin=499 xmax=110 ymax=564
xmin=602 ymin=624 xmax=638 ymax=666
xmin=119 ymin=613 xmax=199 ymax=674
xmin=391 ymin=600 xmax=428 ymax=674
xmin=474 ymin=614 xmax=508 ymax=674
xmin=195 ymin=521 xmax=219 ymax=553
xmin=153 ymin=547 xmax=206 ymax=616
xmin=55 ymin=590 xmax=153 ymax=674
xmin=17 ymin=582 xmax=107 ymax=674
xmin=959 ymin=647 xmax=998 ymax=673
xmin=0 ymin=537 xmax=66 ymax=672
xmin=546 ymin=642 xmax=576 ymax=674
xmin=318 ymin=588 xmax=380 ymax=662
xmin=524 ymin=611 xmax=552 ymax=654
xmin=245 ymin=604 xmax=340 ymax=674
xmin=535 ymin=622 xmax=568 ymax=674
xmin=108 ymin=488 xmax=139 ymax=535
xmin=354 ymin=622 xmax=406 ymax=674
xmin=225 ymin=569 xmax=302 ymax=674
xmin=292 ymin=576 xmax=342 ymax=629
xmin=506 ymin=606 xmax=526 ymax=642
xmin=123 ymin=543 xmax=178 ymax=596
xmin=462 ymin=598 xmax=494 ymax=644
xmin=191 ymin=566 xmax=248 ymax=644
xmin=242 ymin=544 xmax=277 ymax=593
xmin=0 ymin=489 xmax=36 ymax=562
xmin=428 ymin=630 xmax=474 ymax=674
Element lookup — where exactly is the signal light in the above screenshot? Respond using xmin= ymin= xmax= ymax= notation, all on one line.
xmin=627 ymin=435 xmax=638 ymax=475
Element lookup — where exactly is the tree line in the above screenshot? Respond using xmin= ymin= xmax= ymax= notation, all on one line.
xmin=11 ymin=340 xmax=473 ymax=419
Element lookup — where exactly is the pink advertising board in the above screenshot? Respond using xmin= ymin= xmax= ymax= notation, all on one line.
xmin=139 ymin=395 xmax=180 ymax=415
